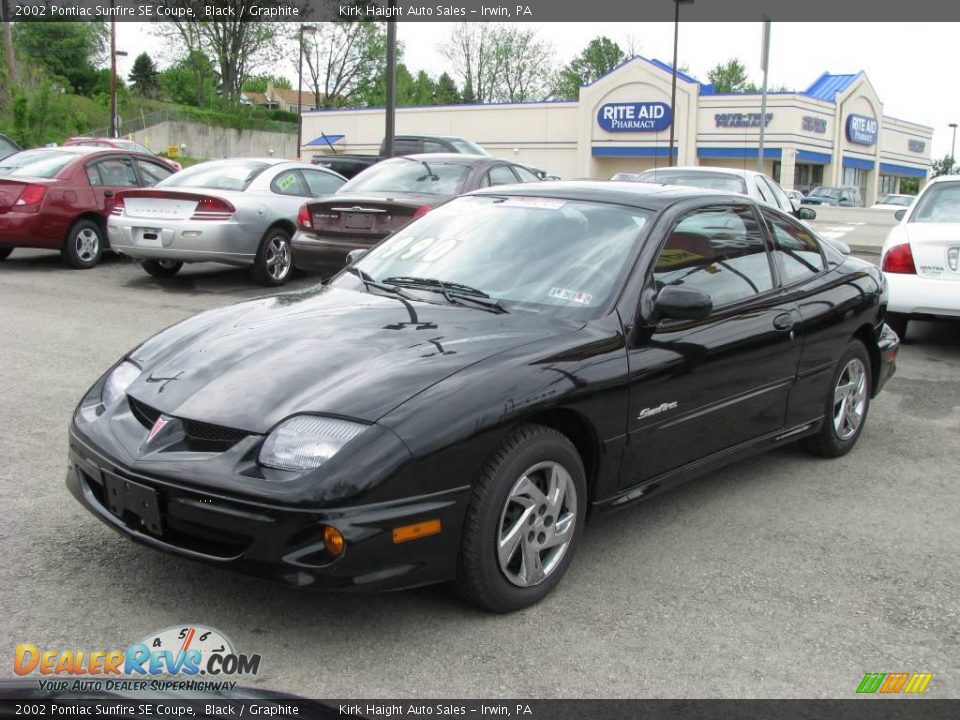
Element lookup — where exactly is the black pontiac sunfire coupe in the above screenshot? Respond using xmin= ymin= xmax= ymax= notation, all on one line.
xmin=67 ymin=181 xmax=899 ymax=612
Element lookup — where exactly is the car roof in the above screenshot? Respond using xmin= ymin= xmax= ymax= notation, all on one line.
xmin=925 ymin=175 xmax=960 ymax=186
xmin=638 ymin=165 xmax=760 ymax=178
xmin=388 ymin=153 xmax=491 ymax=165
xmin=471 ymin=180 xmax=744 ymax=211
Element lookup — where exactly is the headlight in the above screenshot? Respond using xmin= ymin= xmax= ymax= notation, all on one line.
xmin=259 ymin=415 xmax=368 ymax=472
xmin=101 ymin=361 xmax=141 ymax=408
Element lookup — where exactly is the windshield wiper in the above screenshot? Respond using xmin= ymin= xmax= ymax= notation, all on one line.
xmin=395 ymin=155 xmax=440 ymax=181
xmin=382 ymin=276 xmax=508 ymax=314
xmin=345 ymin=266 xmax=417 ymax=300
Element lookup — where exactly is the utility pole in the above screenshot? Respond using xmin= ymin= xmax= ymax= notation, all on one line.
xmin=757 ymin=19 xmax=771 ymax=173
xmin=110 ymin=6 xmax=118 ymax=138
xmin=1 ymin=0 xmax=16 ymax=87
xmin=667 ymin=0 xmax=693 ymax=166
xmin=383 ymin=0 xmax=397 ymax=158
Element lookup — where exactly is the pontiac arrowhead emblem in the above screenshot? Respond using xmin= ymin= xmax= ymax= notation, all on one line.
xmin=147 ymin=416 xmax=170 ymax=443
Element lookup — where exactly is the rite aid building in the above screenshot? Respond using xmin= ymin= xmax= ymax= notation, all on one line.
xmin=300 ymin=56 xmax=933 ymax=204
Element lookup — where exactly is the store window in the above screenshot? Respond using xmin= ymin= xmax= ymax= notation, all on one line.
xmin=879 ymin=174 xmax=898 ymax=196
xmin=793 ymin=164 xmax=824 ymax=194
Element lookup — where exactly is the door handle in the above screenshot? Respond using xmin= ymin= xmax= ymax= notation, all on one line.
xmin=773 ymin=313 xmax=796 ymax=331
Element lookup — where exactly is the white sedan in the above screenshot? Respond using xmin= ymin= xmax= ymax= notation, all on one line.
xmin=880 ymin=176 xmax=960 ymax=339
xmin=872 ymin=193 xmax=914 ymax=211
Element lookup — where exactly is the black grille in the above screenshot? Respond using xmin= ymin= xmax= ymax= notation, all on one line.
xmin=128 ymin=395 xmax=161 ymax=429
xmin=183 ymin=419 xmax=249 ymax=446
xmin=126 ymin=395 xmax=251 ymax=450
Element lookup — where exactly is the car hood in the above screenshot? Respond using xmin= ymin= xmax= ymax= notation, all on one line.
xmin=126 ymin=286 xmax=581 ymax=433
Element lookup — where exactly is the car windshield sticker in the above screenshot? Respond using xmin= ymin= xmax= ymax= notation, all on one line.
xmin=501 ymin=197 xmax=566 ymax=210
xmin=549 ymin=287 xmax=594 ymax=305
xmin=399 ymin=237 xmax=436 ymax=261
xmin=422 ymin=238 xmax=457 ymax=262
xmin=277 ymin=173 xmax=296 ymax=191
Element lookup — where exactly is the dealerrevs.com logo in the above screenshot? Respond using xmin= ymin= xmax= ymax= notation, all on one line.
xmin=13 ymin=625 xmax=261 ymax=692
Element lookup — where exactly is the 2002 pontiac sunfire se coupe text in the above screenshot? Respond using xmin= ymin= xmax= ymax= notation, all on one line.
xmin=67 ymin=182 xmax=899 ymax=612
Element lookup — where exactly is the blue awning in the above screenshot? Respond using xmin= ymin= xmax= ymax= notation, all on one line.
xmin=796 ymin=150 xmax=832 ymax=164
xmin=696 ymin=147 xmax=782 ymax=160
xmin=842 ymin=156 xmax=875 ymax=171
xmin=305 ymin=134 xmax=345 ymax=147
xmin=592 ymin=146 xmax=678 ymax=158
xmin=879 ymin=162 xmax=927 ymax=178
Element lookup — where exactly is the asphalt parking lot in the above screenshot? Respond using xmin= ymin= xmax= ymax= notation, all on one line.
xmin=1 ymin=250 xmax=958 ymax=699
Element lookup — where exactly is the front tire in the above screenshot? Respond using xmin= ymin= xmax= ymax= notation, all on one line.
xmin=801 ymin=339 xmax=872 ymax=458
xmin=62 ymin=219 xmax=104 ymax=269
xmin=885 ymin=312 xmax=909 ymax=342
xmin=251 ymin=227 xmax=293 ymax=287
xmin=456 ymin=424 xmax=586 ymax=613
xmin=142 ymin=259 xmax=183 ymax=278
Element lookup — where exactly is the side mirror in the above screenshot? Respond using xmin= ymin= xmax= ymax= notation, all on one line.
xmin=894 ymin=209 xmax=907 ymax=222
xmin=653 ymin=286 xmax=713 ymax=322
xmin=345 ymin=249 xmax=368 ymax=266
xmin=797 ymin=207 xmax=817 ymax=221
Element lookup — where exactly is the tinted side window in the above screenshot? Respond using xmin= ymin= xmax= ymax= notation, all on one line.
xmin=271 ymin=169 xmax=309 ymax=197
xmin=487 ymin=165 xmax=518 ymax=187
xmin=654 ymin=205 xmax=774 ymax=308
xmin=762 ymin=210 xmax=825 ymax=284
xmin=513 ymin=165 xmax=541 ymax=182
xmin=136 ymin=160 xmax=173 ymax=187
xmin=91 ymin=158 xmax=138 ymax=187
xmin=302 ymin=169 xmax=344 ymax=197
xmin=422 ymin=140 xmax=449 ymax=153
xmin=394 ymin=139 xmax=424 ymax=155
xmin=754 ymin=177 xmax=774 ymax=205
xmin=0 ymin=137 xmax=17 ymax=155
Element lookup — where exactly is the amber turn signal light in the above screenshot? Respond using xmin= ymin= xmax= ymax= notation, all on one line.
xmin=323 ymin=525 xmax=345 ymax=557
xmin=392 ymin=519 xmax=442 ymax=544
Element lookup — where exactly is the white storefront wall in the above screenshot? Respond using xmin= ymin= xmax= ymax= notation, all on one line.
xmin=300 ymin=57 xmax=932 ymax=204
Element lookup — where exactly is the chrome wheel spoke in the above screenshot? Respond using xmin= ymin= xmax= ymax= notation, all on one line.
xmin=520 ymin=535 xmax=545 ymax=585
xmin=498 ymin=506 xmax=532 ymax=567
xmin=515 ymin=475 xmax=548 ymax=508
xmin=542 ymin=513 xmax=574 ymax=549
xmin=833 ymin=358 xmax=867 ymax=440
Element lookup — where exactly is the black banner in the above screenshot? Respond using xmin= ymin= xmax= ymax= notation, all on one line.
xmin=6 ymin=0 xmax=960 ymax=22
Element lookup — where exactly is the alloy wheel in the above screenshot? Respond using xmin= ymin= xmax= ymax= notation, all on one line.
xmin=266 ymin=236 xmax=291 ymax=280
xmin=75 ymin=228 xmax=100 ymax=262
xmin=833 ymin=357 xmax=868 ymax=440
xmin=497 ymin=461 xmax=577 ymax=588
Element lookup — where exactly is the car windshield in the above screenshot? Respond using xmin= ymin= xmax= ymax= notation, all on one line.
xmin=636 ymin=170 xmax=747 ymax=194
xmin=810 ymin=187 xmax=842 ymax=199
xmin=447 ymin=138 xmax=490 ymax=155
xmin=909 ymin=182 xmax=960 ymax=223
xmin=158 ymin=160 xmax=269 ymax=191
xmin=342 ymin=159 xmax=469 ymax=195
xmin=881 ymin=194 xmax=911 ymax=206
xmin=0 ymin=149 xmax=82 ymax=178
xmin=611 ymin=173 xmax=643 ymax=181
xmin=342 ymin=195 xmax=650 ymax=317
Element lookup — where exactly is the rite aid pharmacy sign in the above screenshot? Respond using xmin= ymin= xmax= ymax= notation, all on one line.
xmin=598 ymin=102 xmax=672 ymax=132
xmin=846 ymin=114 xmax=878 ymax=146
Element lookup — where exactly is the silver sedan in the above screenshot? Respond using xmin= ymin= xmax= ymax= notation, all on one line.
xmin=107 ymin=158 xmax=345 ymax=286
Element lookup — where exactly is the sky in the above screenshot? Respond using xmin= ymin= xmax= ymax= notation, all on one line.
xmin=115 ymin=22 xmax=960 ymax=158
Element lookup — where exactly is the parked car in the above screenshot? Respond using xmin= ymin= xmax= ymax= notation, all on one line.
xmin=63 ymin=136 xmax=182 ymax=172
xmin=292 ymin=153 xmax=542 ymax=272
xmin=871 ymin=193 xmax=914 ymax=211
xmin=801 ymin=186 xmax=864 ymax=207
xmin=785 ymin=188 xmax=805 ymax=210
xmin=631 ymin=166 xmax=811 ymax=219
xmin=311 ymin=134 xmax=491 ymax=179
xmin=0 ymin=133 xmax=22 ymax=161
xmin=68 ymin=182 xmax=898 ymax=612
xmin=0 ymin=146 xmax=180 ymax=268
xmin=108 ymin=158 xmax=346 ymax=286
xmin=880 ymin=176 xmax=960 ymax=340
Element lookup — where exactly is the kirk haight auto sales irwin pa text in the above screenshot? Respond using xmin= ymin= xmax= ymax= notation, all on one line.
xmin=339 ymin=4 xmax=535 ymax=17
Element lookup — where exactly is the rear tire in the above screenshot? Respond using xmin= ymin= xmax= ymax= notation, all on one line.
xmin=801 ymin=339 xmax=872 ymax=458
xmin=142 ymin=259 xmax=183 ymax=278
xmin=62 ymin=219 xmax=103 ymax=269
xmin=455 ymin=424 xmax=586 ymax=613
xmin=251 ymin=227 xmax=293 ymax=287
xmin=0 ymin=247 xmax=12 ymax=260
xmin=885 ymin=312 xmax=909 ymax=342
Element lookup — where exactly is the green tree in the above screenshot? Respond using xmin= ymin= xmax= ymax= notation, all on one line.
xmin=128 ymin=52 xmax=159 ymax=99
xmin=707 ymin=59 xmax=757 ymax=93
xmin=434 ymin=72 xmax=460 ymax=104
xmin=242 ymin=74 xmax=292 ymax=93
xmin=12 ymin=22 xmax=107 ymax=95
xmin=409 ymin=70 xmax=435 ymax=105
xmin=159 ymin=51 xmax=219 ymax=107
xmin=931 ymin=154 xmax=956 ymax=178
xmin=303 ymin=22 xmax=390 ymax=108
xmin=555 ymin=36 xmax=625 ymax=100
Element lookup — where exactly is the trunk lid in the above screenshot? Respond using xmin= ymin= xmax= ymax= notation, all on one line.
xmin=904 ymin=223 xmax=960 ymax=280
xmin=304 ymin=191 xmax=443 ymax=242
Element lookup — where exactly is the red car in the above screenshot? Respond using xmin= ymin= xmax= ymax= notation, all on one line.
xmin=63 ymin=136 xmax=182 ymax=172
xmin=0 ymin=147 xmax=177 ymax=268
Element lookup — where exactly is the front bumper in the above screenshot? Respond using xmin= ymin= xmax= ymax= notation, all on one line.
xmin=884 ymin=271 xmax=960 ymax=318
xmin=66 ymin=429 xmax=470 ymax=591
xmin=107 ymin=217 xmax=259 ymax=267
xmin=874 ymin=322 xmax=899 ymax=397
